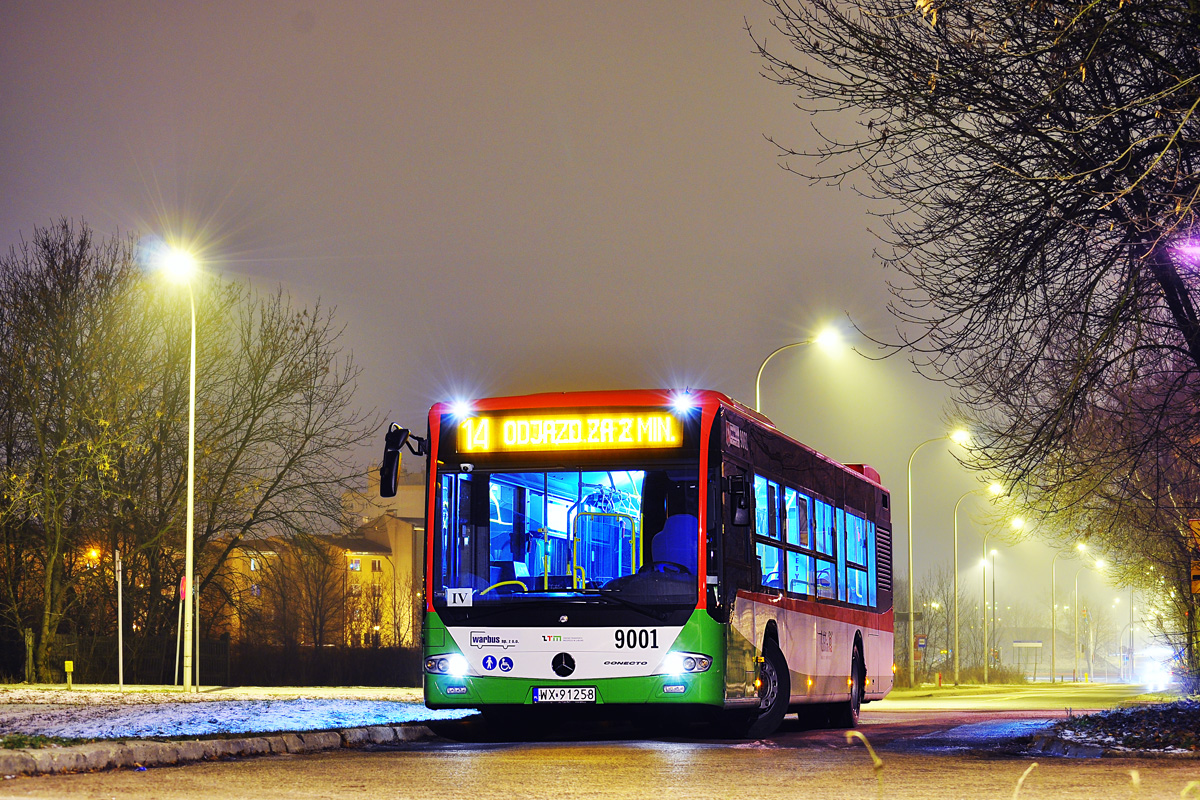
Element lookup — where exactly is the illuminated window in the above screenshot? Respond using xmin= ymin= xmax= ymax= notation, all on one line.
xmin=788 ymin=552 xmax=813 ymax=595
xmin=249 ymin=558 xmax=258 ymax=572
xmin=815 ymin=561 xmax=837 ymax=600
xmin=844 ymin=512 xmax=868 ymax=566
xmin=349 ymin=558 xmax=361 ymax=572
xmin=757 ymin=542 xmax=784 ymax=590
xmin=753 ymin=476 xmax=782 ymax=540
xmin=785 ymin=488 xmax=810 ymax=548
xmin=814 ymin=501 xmax=835 ymax=556
xmin=846 ymin=567 xmax=868 ymax=605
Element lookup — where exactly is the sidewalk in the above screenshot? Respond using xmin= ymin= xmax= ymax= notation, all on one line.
xmin=0 ymin=684 xmax=469 ymax=778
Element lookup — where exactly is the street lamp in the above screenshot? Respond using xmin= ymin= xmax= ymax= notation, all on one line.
xmin=158 ymin=245 xmax=198 ymax=692
xmin=1050 ymin=542 xmax=1086 ymax=684
xmin=1074 ymin=557 xmax=1106 ymax=682
xmin=906 ymin=428 xmax=969 ymax=687
xmin=983 ymin=516 xmax=1021 ymax=684
xmin=950 ymin=482 xmax=1003 ymax=685
xmin=753 ymin=326 xmax=843 ymax=413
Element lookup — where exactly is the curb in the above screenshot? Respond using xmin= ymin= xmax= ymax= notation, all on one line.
xmin=0 ymin=723 xmax=436 ymax=778
xmin=1024 ymin=735 xmax=1200 ymax=760
xmin=1026 ymin=735 xmax=1104 ymax=759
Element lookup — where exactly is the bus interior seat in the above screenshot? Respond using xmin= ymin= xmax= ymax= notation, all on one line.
xmin=651 ymin=514 xmax=699 ymax=572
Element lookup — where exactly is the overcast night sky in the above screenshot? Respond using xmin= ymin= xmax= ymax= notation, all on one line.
xmin=1 ymin=3 xmax=1120 ymax=613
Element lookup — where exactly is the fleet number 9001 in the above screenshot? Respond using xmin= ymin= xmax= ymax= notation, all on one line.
xmin=614 ymin=629 xmax=658 ymax=649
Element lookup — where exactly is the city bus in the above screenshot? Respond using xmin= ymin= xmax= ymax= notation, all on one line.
xmin=379 ymin=388 xmax=894 ymax=737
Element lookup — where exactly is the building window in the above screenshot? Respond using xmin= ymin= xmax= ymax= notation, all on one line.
xmin=371 ymin=559 xmax=382 ymax=573
xmin=249 ymin=558 xmax=258 ymax=572
xmin=349 ymin=558 xmax=361 ymax=572
xmin=250 ymin=584 xmax=261 ymax=597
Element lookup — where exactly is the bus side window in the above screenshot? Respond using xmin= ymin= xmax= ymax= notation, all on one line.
xmin=753 ymin=475 xmax=769 ymax=538
xmin=836 ymin=508 xmax=847 ymax=602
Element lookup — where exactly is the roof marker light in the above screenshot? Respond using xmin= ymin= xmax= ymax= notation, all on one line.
xmin=449 ymin=399 xmax=474 ymax=419
xmin=671 ymin=392 xmax=697 ymax=414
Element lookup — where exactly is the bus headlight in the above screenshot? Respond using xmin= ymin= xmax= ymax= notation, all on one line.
xmin=425 ymin=653 xmax=470 ymax=677
xmin=661 ymin=652 xmax=712 ymax=676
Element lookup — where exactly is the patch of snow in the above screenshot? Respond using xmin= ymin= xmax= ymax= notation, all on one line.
xmin=0 ymin=688 xmax=473 ymax=740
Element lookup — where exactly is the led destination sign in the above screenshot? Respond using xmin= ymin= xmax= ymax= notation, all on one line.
xmin=458 ymin=412 xmax=681 ymax=454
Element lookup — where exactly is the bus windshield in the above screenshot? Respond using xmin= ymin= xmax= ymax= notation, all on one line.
xmin=435 ymin=466 xmax=699 ymax=607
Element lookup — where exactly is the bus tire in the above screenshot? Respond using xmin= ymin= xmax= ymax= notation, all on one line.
xmin=830 ymin=640 xmax=864 ymax=728
xmin=745 ymin=637 xmax=790 ymax=739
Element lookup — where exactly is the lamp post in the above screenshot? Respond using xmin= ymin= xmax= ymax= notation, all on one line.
xmin=983 ymin=517 xmax=1020 ymax=684
xmin=753 ymin=327 xmax=842 ymax=413
xmin=951 ymin=482 xmax=1003 ymax=685
xmin=906 ymin=429 xmax=969 ymax=687
xmin=159 ymin=246 xmax=198 ymax=692
xmin=1049 ymin=543 xmax=1084 ymax=684
xmin=1073 ymin=557 xmax=1105 ymax=682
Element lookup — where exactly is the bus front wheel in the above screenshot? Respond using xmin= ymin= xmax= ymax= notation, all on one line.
xmin=745 ymin=638 xmax=790 ymax=739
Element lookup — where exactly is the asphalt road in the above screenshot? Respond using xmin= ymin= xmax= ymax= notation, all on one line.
xmin=3 ymin=685 xmax=1197 ymax=800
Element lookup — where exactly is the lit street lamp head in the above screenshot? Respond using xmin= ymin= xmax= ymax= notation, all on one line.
xmin=813 ymin=326 xmax=844 ymax=355
xmin=158 ymin=246 xmax=197 ymax=284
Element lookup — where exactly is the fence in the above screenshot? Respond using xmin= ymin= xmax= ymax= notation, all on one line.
xmin=1 ymin=633 xmax=421 ymax=687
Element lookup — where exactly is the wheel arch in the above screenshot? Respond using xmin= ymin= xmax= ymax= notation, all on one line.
xmin=762 ymin=618 xmax=780 ymax=648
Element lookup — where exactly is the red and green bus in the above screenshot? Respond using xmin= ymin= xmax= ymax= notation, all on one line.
xmin=380 ymin=388 xmax=894 ymax=736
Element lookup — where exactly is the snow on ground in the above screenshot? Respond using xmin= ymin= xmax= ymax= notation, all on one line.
xmin=0 ymin=686 xmax=474 ymax=740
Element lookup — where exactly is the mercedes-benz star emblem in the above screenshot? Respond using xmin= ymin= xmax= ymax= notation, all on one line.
xmin=559 ymin=615 xmax=568 ymax=623
xmin=551 ymin=652 xmax=576 ymax=677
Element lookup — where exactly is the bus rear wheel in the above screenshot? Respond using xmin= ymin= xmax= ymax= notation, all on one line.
xmin=830 ymin=641 xmax=864 ymax=728
xmin=744 ymin=638 xmax=790 ymax=739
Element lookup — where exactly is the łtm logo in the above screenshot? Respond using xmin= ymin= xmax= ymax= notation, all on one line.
xmin=470 ymin=631 xmax=516 ymax=649
xmin=542 ymin=634 xmax=583 ymax=643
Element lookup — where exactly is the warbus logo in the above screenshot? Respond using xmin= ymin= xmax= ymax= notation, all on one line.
xmin=470 ymin=631 xmax=517 ymax=649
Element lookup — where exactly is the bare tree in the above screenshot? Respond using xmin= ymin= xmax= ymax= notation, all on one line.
xmin=756 ymin=0 xmax=1200 ymax=681
xmin=0 ymin=220 xmax=152 ymax=678
xmin=291 ymin=537 xmax=344 ymax=647
xmin=0 ymin=220 xmax=380 ymax=679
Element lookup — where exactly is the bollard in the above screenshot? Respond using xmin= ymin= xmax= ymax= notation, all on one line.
xmin=937 ymin=672 xmax=942 ymax=688
xmin=64 ymin=660 xmax=74 ymax=690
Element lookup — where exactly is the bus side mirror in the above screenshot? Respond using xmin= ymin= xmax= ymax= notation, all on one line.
xmin=380 ymin=424 xmax=429 ymax=498
xmin=379 ymin=424 xmax=408 ymax=498
xmin=726 ymin=473 xmax=752 ymax=527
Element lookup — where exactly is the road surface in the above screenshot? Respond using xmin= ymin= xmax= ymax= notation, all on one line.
xmin=3 ymin=685 xmax=1197 ymax=800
